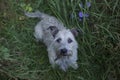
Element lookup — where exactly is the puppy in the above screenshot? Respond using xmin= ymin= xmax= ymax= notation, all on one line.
xmin=25 ymin=11 xmax=80 ymax=71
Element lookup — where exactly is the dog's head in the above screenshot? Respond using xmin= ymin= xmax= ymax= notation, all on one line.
xmin=48 ymin=26 xmax=81 ymax=59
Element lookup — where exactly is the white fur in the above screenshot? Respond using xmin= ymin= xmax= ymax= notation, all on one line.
xmin=25 ymin=11 xmax=78 ymax=71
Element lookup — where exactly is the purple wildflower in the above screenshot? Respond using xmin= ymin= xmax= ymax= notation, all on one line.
xmin=79 ymin=12 xmax=89 ymax=21
xmin=79 ymin=12 xmax=83 ymax=17
xmin=78 ymin=2 xmax=91 ymax=21
xmin=86 ymin=2 xmax=91 ymax=8
xmin=79 ymin=2 xmax=91 ymax=8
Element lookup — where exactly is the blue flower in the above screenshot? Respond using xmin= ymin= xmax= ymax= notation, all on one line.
xmin=79 ymin=2 xmax=91 ymax=8
xmin=86 ymin=2 xmax=91 ymax=8
xmin=79 ymin=12 xmax=89 ymax=21
xmin=79 ymin=2 xmax=91 ymax=21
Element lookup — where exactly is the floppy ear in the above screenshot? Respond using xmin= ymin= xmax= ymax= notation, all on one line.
xmin=70 ymin=28 xmax=82 ymax=37
xmin=47 ymin=26 xmax=59 ymax=37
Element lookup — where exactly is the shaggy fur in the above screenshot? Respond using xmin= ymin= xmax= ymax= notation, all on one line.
xmin=25 ymin=11 xmax=79 ymax=71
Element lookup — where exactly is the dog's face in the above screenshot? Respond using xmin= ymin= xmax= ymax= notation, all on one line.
xmin=48 ymin=26 xmax=80 ymax=59
xmin=54 ymin=29 xmax=78 ymax=57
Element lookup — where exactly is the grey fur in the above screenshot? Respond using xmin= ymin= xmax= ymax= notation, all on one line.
xmin=25 ymin=11 xmax=78 ymax=71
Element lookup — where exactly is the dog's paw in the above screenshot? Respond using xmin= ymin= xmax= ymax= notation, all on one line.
xmin=71 ymin=63 xmax=78 ymax=69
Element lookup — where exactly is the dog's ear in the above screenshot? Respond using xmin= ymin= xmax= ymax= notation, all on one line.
xmin=47 ymin=26 xmax=59 ymax=37
xmin=70 ymin=28 xmax=83 ymax=37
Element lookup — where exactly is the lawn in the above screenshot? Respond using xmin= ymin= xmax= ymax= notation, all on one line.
xmin=0 ymin=0 xmax=120 ymax=80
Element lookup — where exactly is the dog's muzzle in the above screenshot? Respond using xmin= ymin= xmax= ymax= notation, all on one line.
xmin=60 ymin=48 xmax=68 ymax=56
xmin=55 ymin=49 xmax=73 ymax=61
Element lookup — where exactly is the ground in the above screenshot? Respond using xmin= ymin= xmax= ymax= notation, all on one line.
xmin=0 ymin=0 xmax=120 ymax=80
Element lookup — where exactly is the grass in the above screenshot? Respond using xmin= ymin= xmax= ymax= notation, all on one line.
xmin=0 ymin=0 xmax=120 ymax=80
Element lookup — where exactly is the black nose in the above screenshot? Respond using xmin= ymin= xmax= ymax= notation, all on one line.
xmin=60 ymin=48 xmax=67 ymax=56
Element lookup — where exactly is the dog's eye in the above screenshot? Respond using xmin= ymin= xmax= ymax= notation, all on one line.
xmin=56 ymin=38 xmax=61 ymax=43
xmin=68 ymin=38 xmax=73 ymax=43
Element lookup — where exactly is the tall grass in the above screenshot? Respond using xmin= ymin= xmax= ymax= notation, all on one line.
xmin=0 ymin=0 xmax=120 ymax=80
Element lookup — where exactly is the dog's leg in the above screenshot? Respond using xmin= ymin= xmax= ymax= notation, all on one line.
xmin=47 ymin=48 xmax=56 ymax=68
xmin=70 ymin=62 xmax=78 ymax=69
xmin=34 ymin=22 xmax=43 ymax=41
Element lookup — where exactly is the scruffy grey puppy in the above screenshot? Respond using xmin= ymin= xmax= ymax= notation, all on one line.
xmin=25 ymin=11 xmax=80 ymax=71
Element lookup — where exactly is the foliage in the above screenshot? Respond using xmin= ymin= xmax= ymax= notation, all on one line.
xmin=0 ymin=0 xmax=120 ymax=80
